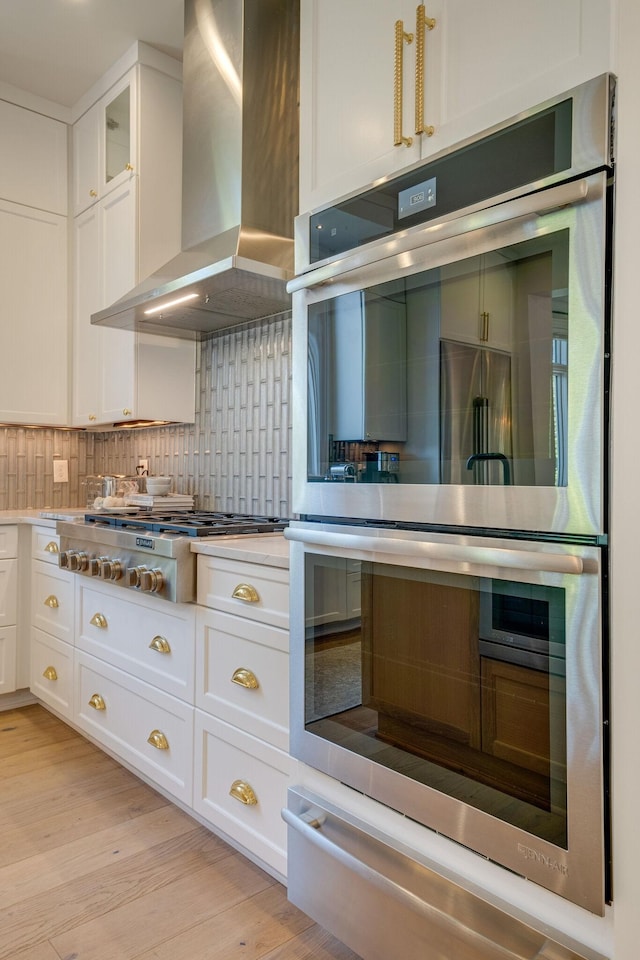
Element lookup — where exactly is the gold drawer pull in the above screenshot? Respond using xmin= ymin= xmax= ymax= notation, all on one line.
xmin=149 ymin=635 xmax=171 ymax=655
xmin=229 ymin=780 xmax=258 ymax=806
xmin=90 ymin=612 xmax=108 ymax=628
xmin=231 ymin=583 xmax=260 ymax=603
xmin=414 ymin=4 xmax=436 ymax=137
xmin=394 ymin=19 xmax=414 ymax=147
xmin=231 ymin=667 xmax=259 ymax=690
xmin=147 ymin=729 xmax=169 ymax=750
xmin=42 ymin=666 xmax=58 ymax=681
xmin=44 ymin=541 xmax=59 ymax=554
xmin=88 ymin=693 xmax=106 ymax=711
xmin=44 ymin=595 xmax=59 ymax=609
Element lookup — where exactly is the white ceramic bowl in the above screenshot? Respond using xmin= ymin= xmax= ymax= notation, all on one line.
xmin=145 ymin=476 xmax=171 ymax=496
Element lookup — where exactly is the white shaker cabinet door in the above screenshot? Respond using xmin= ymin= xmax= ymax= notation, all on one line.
xmin=300 ymin=0 xmax=612 ymax=214
xmin=0 ymin=199 xmax=68 ymax=425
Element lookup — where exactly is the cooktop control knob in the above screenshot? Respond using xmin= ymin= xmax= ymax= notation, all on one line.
xmin=139 ymin=568 xmax=164 ymax=593
xmin=68 ymin=550 xmax=89 ymax=572
xmin=89 ymin=556 xmax=106 ymax=577
xmin=126 ymin=565 xmax=148 ymax=588
xmin=99 ymin=558 xmax=122 ymax=581
xmin=59 ymin=550 xmax=72 ymax=569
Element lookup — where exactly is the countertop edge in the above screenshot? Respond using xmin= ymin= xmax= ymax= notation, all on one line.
xmin=191 ymin=534 xmax=290 ymax=568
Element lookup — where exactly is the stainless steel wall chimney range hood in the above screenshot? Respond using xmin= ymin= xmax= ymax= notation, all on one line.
xmin=91 ymin=0 xmax=299 ymax=340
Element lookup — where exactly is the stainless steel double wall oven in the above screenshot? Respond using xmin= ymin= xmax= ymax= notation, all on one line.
xmin=284 ymin=72 xmax=614 ymax=937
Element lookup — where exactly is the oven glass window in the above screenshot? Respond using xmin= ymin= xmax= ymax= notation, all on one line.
xmin=304 ymin=553 xmax=567 ymax=847
xmin=307 ymin=230 xmax=570 ymax=488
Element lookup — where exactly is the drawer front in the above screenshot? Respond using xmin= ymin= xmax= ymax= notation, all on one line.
xmin=193 ymin=712 xmax=290 ymax=878
xmin=0 ymin=524 xmax=18 ymax=559
xmin=197 ymin=556 xmax=289 ymax=629
xmin=31 ymin=560 xmax=74 ymax=640
xmin=32 ymin=526 xmax=61 ymax=564
xmin=75 ymin=650 xmax=194 ymax=804
xmin=77 ymin=582 xmax=195 ymax=700
xmin=0 ymin=559 xmax=17 ymax=626
xmin=0 ymin=625 xmax=17 ymax=695
xmin=196 ymin=607 xmax=289 ymax=750
xmin=30 ymin=627 xmax=73 ymax=719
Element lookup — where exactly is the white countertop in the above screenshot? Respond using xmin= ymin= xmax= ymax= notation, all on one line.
xmin=0 ymin=508 xmax=87 ymax=527
xmin=190 ymin=533 xmax=289 ymax=568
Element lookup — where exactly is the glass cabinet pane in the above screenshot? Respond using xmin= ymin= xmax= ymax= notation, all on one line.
xmin=105 ymin=86 xmax=131 ymax=184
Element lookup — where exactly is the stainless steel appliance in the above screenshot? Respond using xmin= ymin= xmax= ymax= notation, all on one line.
xmin=284 ymin=72 xmax=613 ymax=958
xmin=56 ymin=512 xmax=289 ymax=603
xmin=91 ymin=0 xmax=299 ymax=339
xmin=291 ymin=72 xmax=613 ymax=538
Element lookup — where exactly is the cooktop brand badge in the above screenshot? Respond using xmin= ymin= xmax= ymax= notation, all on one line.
xmin=517 ymin=843 xmax=568 ymax=875
xmin=136 ymin=537 xmax=155 ymax=549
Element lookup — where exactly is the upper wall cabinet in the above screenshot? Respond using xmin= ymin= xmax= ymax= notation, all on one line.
xmin=0 ymin=100 xmax=67 ymax=214
xmin=73 ymin=71 xmax=139 ymax=218
xmin=299 ymin=0 xmax=613 ymax=213
xmin=71 ymin=59 xmax=195 ymax=428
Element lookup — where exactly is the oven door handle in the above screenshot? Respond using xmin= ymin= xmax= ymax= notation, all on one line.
xmin=284 ymin=527 xmax=584 ymax=575
xmin=287 ymin=175 xmax=593 ymax=294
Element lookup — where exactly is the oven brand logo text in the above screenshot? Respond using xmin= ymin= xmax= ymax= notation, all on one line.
xmin=517 ymin=844 xmax=568 ymax=875
xmin=136 ymin=537 xmax=155 ymax=549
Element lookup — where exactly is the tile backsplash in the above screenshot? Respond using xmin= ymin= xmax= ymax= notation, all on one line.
xmin=0 ymin=314 xmax=292 ymax=516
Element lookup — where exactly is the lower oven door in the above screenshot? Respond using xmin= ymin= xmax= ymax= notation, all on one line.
xmin=285 ymin=521 xmax=606 ymax=914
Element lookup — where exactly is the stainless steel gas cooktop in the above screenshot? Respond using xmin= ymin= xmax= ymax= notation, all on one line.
xmin=56 ymin=511 xmax=289 ymax=603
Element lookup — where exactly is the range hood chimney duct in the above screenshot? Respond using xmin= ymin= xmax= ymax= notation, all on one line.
xmin=91 ymin=0 xmax=299 ymax=339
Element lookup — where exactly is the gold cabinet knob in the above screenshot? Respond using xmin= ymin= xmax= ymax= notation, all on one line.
xmin=88 ymin=414 xmax=97 ymax=421
xmin=44 ymin=541 xmax=59 ymax=554
xmin=229 ymin=780 xmax=258 ymax=806
xmin=42 ymin=666 xmax=58 ymax=681
xmin=148 ymin=635 xmax=171 ymax=655
xmin=122 ymin=408 xmax=132 ymax=416
xmin=44 ymin=595 xmax=59 ymax=609
xmin=231 ymin=583 xmax=260 ymax=603
xmin=90 ymin=612 xmax=108 ymax=628
xmin=88 ymin=693 xmax=106 ymax=711
xmin=147 ymin=729 xmax=169 ymax=750
xmin=125 ymin=162 xmax=134 ymax=171
xmin=89 ymin=188 xmax=97 ymax=197
xmin=231 ymin=667 xmax=259 ymax=690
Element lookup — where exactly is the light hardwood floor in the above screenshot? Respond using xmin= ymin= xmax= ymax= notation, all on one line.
xmin=0 ymin=704 xmax=360 ymax=960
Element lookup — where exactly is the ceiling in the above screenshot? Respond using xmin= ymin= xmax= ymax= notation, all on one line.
xmin=0 ymin=0 xmax=184 ymax=108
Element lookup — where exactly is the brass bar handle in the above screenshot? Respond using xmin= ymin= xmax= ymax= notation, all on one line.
xmin=229 ymin=780 xmax=258 ymax=806
xmin=88 ymin=693 xmax=106 ymax=711
xmin=231 ymin=667 xmax=259 ymax=690
xmin=415 ymin=4 xmax=436 ymax=137
xmin=90 ymin=612 xmax=108 ymax=628
xmin=480 ymin=311 xmax=490 ymax=342
xmin=44 ymin=541 xmax=59 ymax=554
xmin=231 ymin=583 xmax=260 ymax=603
xmin=147 ymin=729 xmax=169 ymax=750
xmin=394 ymin=20 xmax=414 ymax=147
xmin=44 ymin=595 xmax=59 ymax=609
xmin=149 ymin=635 xmax=171 ymax=655
xmin=43 ymin=666 xmax=58 ymax=681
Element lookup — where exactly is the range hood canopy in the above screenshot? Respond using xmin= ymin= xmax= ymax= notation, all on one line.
xmin=92 ymin=0 xmax=299 ymax=340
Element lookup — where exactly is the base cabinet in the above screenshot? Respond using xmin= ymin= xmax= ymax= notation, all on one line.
xmin=194 ymin=550 xmax=291 ymax=878
xmin=29 ymin=527 xmax=74 ymax=719
xmin=75 ymin=649 xmax=194 ymax=805
xmin=0 ymin=527 xmax=19 ymax=695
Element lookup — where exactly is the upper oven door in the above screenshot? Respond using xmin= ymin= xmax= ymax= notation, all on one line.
xmin=291 ymin=170 xmax=609 ymax=537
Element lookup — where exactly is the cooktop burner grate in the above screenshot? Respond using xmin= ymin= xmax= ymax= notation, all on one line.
xmin=83 ymin=511 xmax=289 ymax=537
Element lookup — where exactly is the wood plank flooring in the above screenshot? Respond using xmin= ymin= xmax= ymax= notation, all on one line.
xmin=0 ymin=705 xmax=360 ymax=960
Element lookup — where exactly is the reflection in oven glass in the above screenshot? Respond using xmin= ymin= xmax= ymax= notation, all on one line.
xmin=304 ymin=554 xmax=567 ymax=848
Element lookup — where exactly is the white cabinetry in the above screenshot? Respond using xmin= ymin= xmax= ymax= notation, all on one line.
xmin=300 ymin=0 xmax=612 ymax=212
xmin=73 ymin=580 xmax=195 ymax=804
xmin=439 ymin=252 xmax=515 ymax=353
xmin=29 ymin=527 xmax=74 ymax=718
xmin=0 ymin=99 xmax=68 ymax=426
xmin=0 ymin=526 xmax=18 ymax=695
xmin=71 ymin=59 xmax=195 ymax=428
xmin=194 ymin=550 xmax=291 ymax=879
